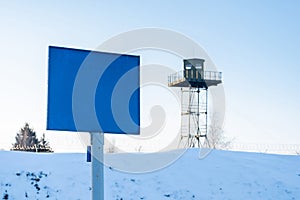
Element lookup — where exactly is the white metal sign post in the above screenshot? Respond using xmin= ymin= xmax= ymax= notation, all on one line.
xmin=91 ymin=132 xmax=104 ymax=200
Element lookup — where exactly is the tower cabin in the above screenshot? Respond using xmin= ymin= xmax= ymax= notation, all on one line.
xmin=168 ymin=58 xmax=222 ymax=88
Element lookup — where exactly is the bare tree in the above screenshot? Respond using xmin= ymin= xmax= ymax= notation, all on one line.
xmin=105 ymin=138 xmax=116 ymax=153
xmin=207 ymin=113 xmax=232 ymax=149
xmin=135 ymin=145 xmax=142 ymax=152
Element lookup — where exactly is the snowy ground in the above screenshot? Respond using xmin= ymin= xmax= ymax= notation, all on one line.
xmin=0 ymin=149 xmax=299 ymax=199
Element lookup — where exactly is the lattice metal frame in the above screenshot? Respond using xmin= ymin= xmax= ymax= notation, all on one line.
xmin=178 ymin=87 xmax=209 ymax=148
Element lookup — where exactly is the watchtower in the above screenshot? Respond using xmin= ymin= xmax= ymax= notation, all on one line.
xmin=168 ymin=58 xmax=222 ymax=148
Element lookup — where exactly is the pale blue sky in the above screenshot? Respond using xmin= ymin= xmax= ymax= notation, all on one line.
xmin=0 ymin=0 xmax=299 ymax=151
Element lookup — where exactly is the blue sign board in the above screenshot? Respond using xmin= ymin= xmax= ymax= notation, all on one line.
xmin=47 ymin=46 xmax=140 ymax=134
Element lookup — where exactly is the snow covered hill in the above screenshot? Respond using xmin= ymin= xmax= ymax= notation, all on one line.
xmin=0 ymin=149 xmax=299 ymax=199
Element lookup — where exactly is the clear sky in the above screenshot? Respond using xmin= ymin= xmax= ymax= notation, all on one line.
xmin=0 ymin=0 xmax=299 ymax=152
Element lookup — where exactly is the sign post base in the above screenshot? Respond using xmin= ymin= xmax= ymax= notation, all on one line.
xmin=91 ymin=132 xmax=104 ymax=200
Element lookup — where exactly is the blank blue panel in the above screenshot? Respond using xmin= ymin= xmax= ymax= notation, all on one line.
xmin=47 ymin=46 xmax=140 ymax=134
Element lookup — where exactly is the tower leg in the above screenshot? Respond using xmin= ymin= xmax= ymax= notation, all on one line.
xmin=205 ymin=88 xmax=210 ymax=148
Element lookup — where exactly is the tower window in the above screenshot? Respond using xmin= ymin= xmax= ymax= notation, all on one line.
xmin=185 ymin=63 xmax=192 ymax=69
xmin=195 ymin=63 xmax=202 ymax=69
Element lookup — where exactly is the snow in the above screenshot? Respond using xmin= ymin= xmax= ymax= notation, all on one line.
xmin=0 ymin=149 xmax=299 ymax=199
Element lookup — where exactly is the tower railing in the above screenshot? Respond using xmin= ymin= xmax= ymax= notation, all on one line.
xmin=204 ymin=71 xmax=222 ymax=81
xmin=168 ymin=70 xmax=222 ymax=85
